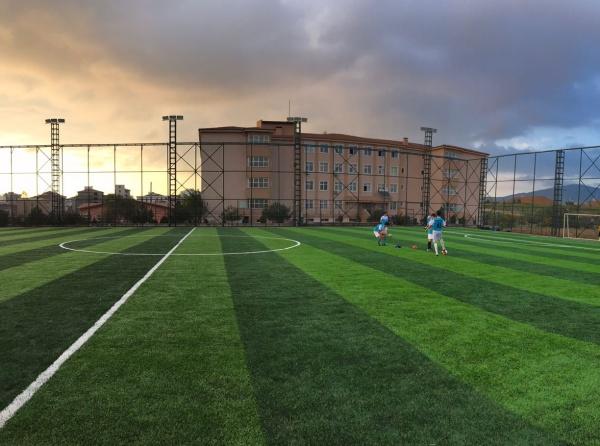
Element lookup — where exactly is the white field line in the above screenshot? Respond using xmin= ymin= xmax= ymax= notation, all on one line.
xmin=461 ymin=232 xmax=600 ymax=252
xmin=0 ymin=227 xmax=195 ymax=429
xmin=59 ymin=234 xmax=301 ymax=256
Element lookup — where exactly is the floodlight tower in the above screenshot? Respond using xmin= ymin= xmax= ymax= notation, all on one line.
xmin=287 ymin=116 xmax=307 ymax=226
xmin=45 ymin=118 xmax=65 ymax=221
xmin=420 ymin=126 xmax=437 ymax=219
xmin=163 ymin=115 xmax=183 ymax=226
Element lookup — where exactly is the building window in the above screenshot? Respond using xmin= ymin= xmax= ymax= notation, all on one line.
xmin=390 ymin=184 xmax=398 ymax=193
xmin=378 ymin=165 xmax=384 ymax=175
xmin=378 ymin=184 xmax=386 ymax=192
xmin=319 ymin=181 xmax=328 ymax=191
xmin=442 ymin=187 xmax=458 ymax=196
xmin=248 ymin=177 xmax=269 ymax=188
xmin=248 ymin=156 xmax=269 ymax=168
xmin=349 ymin=163 xmax=358 ymax=174
xmin=445 ymin=169 xmax=460 ymax=179
xmin=363 ymin=147 xmax=372 ymax=156
xmin=446 ymin=152 xmax=462 ymax=159
xmin=334 ymin=181 xmax=343 ymax=193
xmin=320 ymin=200 xmax=328 ymax=209
xmin=319 ymin=162 xmax=329 ymax=173
xmin=334 ymin=163 xmax=343 ymax=173
xmin=391 ymin=166 xmax=398 ymax=176
xmin=306 ymin=180 xmax=314 ymax=191
xmin=249 ymin=198 xmax=268 ymax=208
xmin=305 ymin=161 xmax=314 ymax=172
xmin=305 ymin=199 xmax=314 ymax=209
xmin=348 ymin=181 xmax=357 ymax=192
xmin=305 ymin=143 xmax=315 ymax=154
xmin=363 ymin=183 xmax=371 ymax=192
xmin=363 ymin=164 xmax=372 ymax=174
xmin=334 ymin=145 xmax=343 ymax=154
xmin=391 ymin=151 xmax=399 ymax=158
xmin=349 ymin=146 xmax=357 ymax=155
xmin=401 ymin=167 xmax=405 ymax=174
xmin=320 ymin=144 xmax=329 ymax=153
xmin=390 ymin=202 xmax=397 ymax=210
xmin=335 ymin=200 xmax=342 ymax=209
xmin=378 ymin=150 xmax=385 ymax=157
xmin=247 ymin=134 xmax=271 ymax=144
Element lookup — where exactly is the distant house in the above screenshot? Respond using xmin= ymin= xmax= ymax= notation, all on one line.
xmin=137 ymin=192 xmax=169 ymax=206
xmin=115 ymin=185 xmax=131 ymax=199
xmin=67 ymin=186 xmax=104 ymax=211
xmin=79 ymin=201 xmax=169 ymax=223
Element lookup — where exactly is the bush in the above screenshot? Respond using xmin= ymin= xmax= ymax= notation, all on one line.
xmin=367 ymin=208 xmax=385 ymax=223
xmin=24 ymin=207 xmax=49 ymax=226
xmin=222 ymin=206 xmax=241 ymax=224
xmin=391 ymin=214 xmax=405 ymax=225
xmin=261 ymin=202 xmax=290 ymax=223
xmin=0 ymin=209 xmax=8 ymax=226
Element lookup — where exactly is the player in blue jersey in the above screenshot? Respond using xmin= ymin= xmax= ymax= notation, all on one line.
xmin=425 ymin=212 xmax=436 ymax=251
xmin=427 ymin=211 xmax=447 ymax=256
xmin=373 ymin=222 xmax=387 ymax=246
xmin=380 ymin=211 xmax=389 ymax=227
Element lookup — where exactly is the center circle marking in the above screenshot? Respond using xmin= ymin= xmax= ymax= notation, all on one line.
xmin=59 ymin=234 xmax=301 ymax=256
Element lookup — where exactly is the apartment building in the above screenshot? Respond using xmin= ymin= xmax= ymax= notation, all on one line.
xmin=198 ymin=120 xmax=487 ymax=224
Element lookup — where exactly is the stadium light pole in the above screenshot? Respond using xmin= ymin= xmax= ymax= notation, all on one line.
xmin=287 ymin=116 xmax=307 ymax=227
xmin=163 ymin=115 xmax=183 ymax=226
xmin=420 ymin=126 xmax=437 ymax=221
xmin=45 ymin=118 xmax=65 ymax=222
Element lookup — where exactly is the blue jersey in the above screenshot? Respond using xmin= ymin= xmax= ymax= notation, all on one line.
xmin=374 ymin=223 xmax=385 ymax=233
xmin=380 ymin=215 xmax=389 ymax=225
xmin=432 ymin=216 xmax=445 ymax=231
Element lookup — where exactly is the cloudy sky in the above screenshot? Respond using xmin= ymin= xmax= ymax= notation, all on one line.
xmin=1 ymin=0 xmax=600 ymax=153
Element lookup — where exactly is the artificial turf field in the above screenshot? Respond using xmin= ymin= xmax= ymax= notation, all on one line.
xmin=0 ymin=226 xmax=599 ymax=445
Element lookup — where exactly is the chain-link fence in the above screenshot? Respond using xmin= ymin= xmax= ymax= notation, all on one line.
xmin=0 ymin=141 xmax=484 ymax=227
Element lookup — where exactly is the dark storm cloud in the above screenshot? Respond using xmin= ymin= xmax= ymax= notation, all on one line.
xmin=1 ymin=0 xmax=600 ymax=149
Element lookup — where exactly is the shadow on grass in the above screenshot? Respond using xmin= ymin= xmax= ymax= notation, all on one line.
xmin=0 ymin=228 xmax=185 ymax=409
xmin=0 ymin=228 xmax=107 ymax=248
xmin=219 ymin=228 xmax=558 ymax=446
xmin=0 ymin=228 xmax=152 ymax=273
xmin=392 ymin=229 xmax=600 ymax=285
xmin=276 ymin=228 xmax=600 ymax=347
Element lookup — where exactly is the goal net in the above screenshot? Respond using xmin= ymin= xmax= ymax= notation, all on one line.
xmin=563 ymin=213 xmax=600 ymax=240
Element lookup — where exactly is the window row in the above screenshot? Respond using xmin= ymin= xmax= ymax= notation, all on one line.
xmin=305 ymin=162 xmax=405 ymax=175
xmin=247 ymin=177 xmax=269 ymax=188
xmin=306 ymin=181 xmax=402 ymax=193
xmin=303 ymin=200 xmax=406 ymax=210
xmin=247 ymin=156 xmax=269 ymax=168
xmin=305 ymin=145 xmax=401 ymax=158
xmin=247 ymin=134 xmax=271 ymax=144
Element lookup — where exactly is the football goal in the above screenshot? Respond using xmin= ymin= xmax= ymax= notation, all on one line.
xmin=563 ymin=213 xmax=600 ymax=240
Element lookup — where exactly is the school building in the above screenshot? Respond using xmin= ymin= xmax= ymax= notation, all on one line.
xmin=198 ymin=120 xmax=487 ymax=225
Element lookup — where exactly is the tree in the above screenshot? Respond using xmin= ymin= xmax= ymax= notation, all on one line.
xmin=178 ymin=190 xmax=208 ymax=224
xmin=367 ymin=208 xmax=385 ymax=223
xmin=25 ymin=207 xmax=49 ymax=226
xmin=261 ymin=202 xmax=290 ymax=223
xmin=222 ymin=206 xmax=241 ymax=224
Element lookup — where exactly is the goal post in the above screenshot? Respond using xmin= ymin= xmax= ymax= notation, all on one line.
xmin=563 ymin=213 xmax=600 ymax=240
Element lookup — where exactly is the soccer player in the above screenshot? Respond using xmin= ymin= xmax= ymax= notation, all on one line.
xmin=427 ymin=211 xmax=447 ymax=256
xmin=373 ymin=222 xmax=387 ymax=246
xmin=425 ymin=212 xmax=436 ymax=251
xmin=380 ymin=211 xmax=389 ymax=227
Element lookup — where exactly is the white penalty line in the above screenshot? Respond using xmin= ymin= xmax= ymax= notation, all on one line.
xmin=462 ymin=232 xmax=600 ymax=252
xmin=0 ymin=227 xmax=195 ymax=429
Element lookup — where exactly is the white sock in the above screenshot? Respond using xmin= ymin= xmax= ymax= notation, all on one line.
xmin=433 ymin=241 xmax=439 ymax=255
xmin=440 ymin=240 xmax=446 ymax=251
